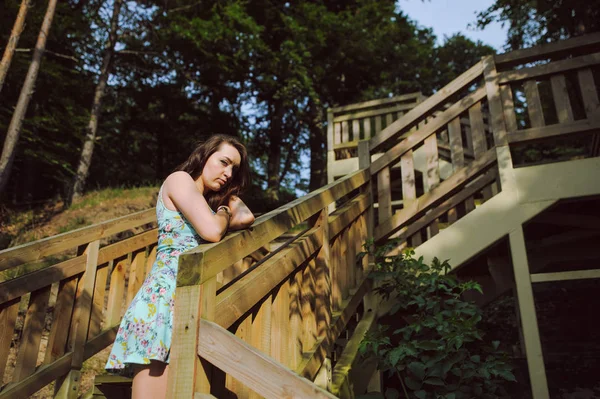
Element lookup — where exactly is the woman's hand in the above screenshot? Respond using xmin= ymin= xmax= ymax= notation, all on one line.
xmin=227 ymin=195 xmax=255 ymax=230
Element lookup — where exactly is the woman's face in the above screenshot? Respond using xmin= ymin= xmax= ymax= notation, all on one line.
xmin=200 ymin=143 xmax=242 ymax=193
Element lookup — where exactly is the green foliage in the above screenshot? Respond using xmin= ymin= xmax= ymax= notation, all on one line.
xmin=358 ymin=240 xmax=515 ymax=399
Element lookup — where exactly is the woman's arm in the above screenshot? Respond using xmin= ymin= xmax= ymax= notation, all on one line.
xmin=163 ymin=172 xmax=231 ymax=242
xmin=227 ymin=195 xmax=255 ymax=230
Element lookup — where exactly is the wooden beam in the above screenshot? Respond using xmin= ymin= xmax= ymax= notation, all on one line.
xmin=198 ymin=319 xmax=337 ymax=399
xmin=333 ymin=103 xmax=415 ymax=123
xmin=523 ymin=80 xmax=545 ymax=128
xmin=531 ymin=269 xmax=600 ymax=283
xmin=507 ymin=118 xmax=600 ymax=144
xmin=550 ymin=74 xmax=574 ymax=123
xmin=331 ymin=92 xmax=422 ymax=113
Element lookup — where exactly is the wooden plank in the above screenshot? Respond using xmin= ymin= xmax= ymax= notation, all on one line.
xmin=374 ymin=116 xmax=382 ymax=135
xmin=330 ymin=231 xmax=342 ymax=312
xmin=401 ymin=150 xmax=416 ymax=207
xmin=328 ymin=193 xmax=370 ymax=240
xmin=495 ymin=32 xmax=600 ymax=68
xmin=301 ymin=260 xmax=317 ymax=354
xmin=315 ymin=210 xmax=331 ymax=343
xmin=341 ymin=121 xmax=349 ymax=143
xmin=331 ymin=310 xmax=377 ymax=396
xmin=288 ymin=270 xmax=303 ymax=370
xmin=497 ymin=51 xmax=600 ymax=84
xmin=500 ymin=84 xmax=518 ymax=133
xmin=167 ymin=277 xmax=217 ymax=396
xmin=352 ymin=119 xmax=360 ymax=142
xmin=508 ymin=227 xmax=550 ymax=399
xmin=327 ymin=109 xmax=334 ymax=153
xmin=198 ymin=319 xmax=337 ymax=399
xmin=269 ymin=281 xmax=290 ymax=365
xmin=96 ymin=228 xmax=157 ymax=266
xmin=523 ymin=80 xmax=545 ymax=128
xmin=370 ymin=87 xmax=488 ymax=175
xmin=333 ymin=104 xmax=416 ymax=123
xmin=125 ymin=251 xmax=145 ymax=306
xmin=0 ymin=256 xmax=84 ymax=304
xmin=338 ymin=230 xmax=349 ymax=300
xmin=369 ymin=61 xmax=484 ymax=152
xmin=0 ymin=298 xmax=19 ymax=380
xmin=507 ymin=118 xmax=600 ymax=144
xmin=144 ymin=245 xmax=157 ymax=276
xmin=531 ymin=269 xmax=600 ymax=283
xmin=375 ymin=148 xmax=497 ymax=242
xmin=105 ymin=258 xmax=127 ymax=328
xmin=550 ymin=74 xmax=574 ymax=123
xmin=0 ymin=352 xmax=73 ymax=399
xmin=214 ymin=228 xmax=322 ymax=330
xmin=334 ymin=122 xmax=341 ymax=145
xmin=13 ymin=286 xmax=52 ymax=381
xmin=469 ymin=102 xmax=487 ymax=156
xmin=363 ymin=117 xmax=372 ymax=139
xmin=578 ymin=68 xmax=600 ymax=118
xmin=331 ymin=92 xmax=421 ymax=113
xmin=448 ymin=116 xmax=464 ymax=170
xmin=87 ymin=263 xmax=109 ymax=340
xmin=249 ymin=299 xmax=272 ymax=399
xmin=423 ymin=134 xmax=440 ymax=192
xmin=376 ymin=167 xmax=392 ymax=223
xmin=0 ymin=209 xmax=155 ymax=272
xmin=83 ymin=324 xmax=118 ymax=361
xmin=385 ymin=113 xmax=393 ymax=128
xmin=178 ymin=168 xmax=369 ymax=287
xmin=45 ymin=276 xmax=77 ymax=364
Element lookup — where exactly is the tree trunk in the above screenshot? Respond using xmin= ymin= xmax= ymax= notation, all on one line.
xmin=266 ymin=99 xmax=284 ymax=204
xmin=0 ymin=0 xmax=58 ymax=195
xmin=309 ymin=97 xmax=326 ymax=192
xmin=68 ymin=0 xmax=123 ymax=205
xmin=0 ymin=0 xmax=31 ymax=93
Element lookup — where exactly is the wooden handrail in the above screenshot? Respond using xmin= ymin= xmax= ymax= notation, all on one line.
xmin=198 ymin=319 xmax=337 ymax=399
xmin=0 ymin=208 xmax=155 ymax=271
xmin=331 ymin=91 xmax=422 ymax=113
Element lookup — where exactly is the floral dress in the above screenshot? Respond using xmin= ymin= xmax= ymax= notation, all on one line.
xmin=105 ymin=187 xmax=206 ymax=370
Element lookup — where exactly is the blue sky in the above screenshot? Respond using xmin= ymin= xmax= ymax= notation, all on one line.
xmin=397 ymin=0 xmax=508 ymax=51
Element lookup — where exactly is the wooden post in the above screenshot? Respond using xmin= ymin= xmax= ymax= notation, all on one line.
xmin=469 ymin=102 xmax=493 ymax=201
xmin=447 ymin=116 xmax=463 ymax=224
xmin=400 ymin=150 xmax=420 ymax=246
xmin=167 ymin=252 xmax=218 ymax=397
xmin=55 ymin=240 xmax=100 ymax=399
xmin=315 ymin=208 xmax=332 ymax=343
xmin=423 ymin=134 xmax=440 ymax=237
xmin=509 ymin=227 xmax=549 ymax=399
xmin=0 ymin=298 xmax=20 ymax=380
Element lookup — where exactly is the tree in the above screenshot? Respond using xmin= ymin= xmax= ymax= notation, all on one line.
xmin=0 ymin=0 xmax=58 ymax=194
xmin=68 ymin=0 xmax=123 ymax=205
xmin=0 ymin=0 xmax=31 ymax=94
xmin=475 ymin=0 xmax=600 ymax=50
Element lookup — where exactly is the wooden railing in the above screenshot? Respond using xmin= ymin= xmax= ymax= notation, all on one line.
xmin=1 ymin=32 xmax=599 ymax=399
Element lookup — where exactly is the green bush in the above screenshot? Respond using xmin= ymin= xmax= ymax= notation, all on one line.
xmin=358 ymin=240 xmax=515 ymax=399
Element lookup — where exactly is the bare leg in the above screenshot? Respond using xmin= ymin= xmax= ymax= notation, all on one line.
xmin=132 ymin=361 xmax=169 ymax=399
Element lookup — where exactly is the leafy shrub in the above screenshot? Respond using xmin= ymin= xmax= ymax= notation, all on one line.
xmin=358 ymin=241 xmax=515 ymax=399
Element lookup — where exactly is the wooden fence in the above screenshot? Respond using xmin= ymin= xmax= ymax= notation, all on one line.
xmin=1 ymin=32 xmax=599 ymax=399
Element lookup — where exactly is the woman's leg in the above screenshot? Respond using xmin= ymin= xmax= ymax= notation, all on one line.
xmin=131 ymin=361 xmax=169 ymax=399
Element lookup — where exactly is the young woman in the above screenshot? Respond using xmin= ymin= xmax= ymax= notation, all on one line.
xmin=105 ymin=134 xmax=255 ymax=398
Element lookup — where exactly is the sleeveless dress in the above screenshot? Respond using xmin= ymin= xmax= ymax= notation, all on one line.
xmin=105 ymin=187 xmax=206 ymax=369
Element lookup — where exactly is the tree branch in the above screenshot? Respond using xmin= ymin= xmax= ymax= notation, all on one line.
xmin=16 ymin=48 xmax=78 ymax=62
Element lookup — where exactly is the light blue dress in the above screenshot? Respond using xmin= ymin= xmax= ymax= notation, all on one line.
xmin=105 ymin=187 xmax=206 ymax=369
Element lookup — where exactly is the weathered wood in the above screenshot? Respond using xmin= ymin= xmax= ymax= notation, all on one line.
xmin=469 ymin=102 xmax=487 ymax=156
xmin=249 ymin=298 xmax=272 ymax=399
xmin=334 ymin=121 xmax=341 ymax=145
xmin=352 ymin=119 xmax=360 ymax=141
xmin=499 ymin=84 xmax=518 ymax=133
xmin=270 ymin=280 xmax=290 ymax=366
xmin=385 ymin=113 xmax=393 ymax=127
xmin=167 ymin=277 xmax=217 ymax=396
xmin=125 ymin=251 xmax=145 ymax=306
xmin=83 ymin=324 xmax=118 ymax=361
xmin=301 ymin=260 xmax=317 ymax=355
xmin=288 ymin=269 xmax=303 ymax=370
xmin=523 ymin=80 xmax=545 ymax=128
xmin=0 ymin=352 xmax=73 ymax=399
xmin=105 ymin=258 xmax=127 ymax=328
xmin=495 ymin=32 xmax=600 ymax=69
xmin=87 ymin=263 xmax=109 ymax=340
xmin=497 ymin=51 xmax=600 ymax=84
xmin=0 ymin=298 xmax=19 ymax=380
xmin=375 ymin=148 xmax=497 ymax=241
xmin=370 ymin=87 xmax=488 ymax=175
xmin=550 ymin=74 xmax=574 ymax=123
xmin=376 ymin=167 xmax=392 ymax=223
xmin=214 ymin=227 xmax=322 ymax=330
xmin=369 ymin=61 xmax=484 ymax=152
xmin=45 ymin=276 xmax=77 ymax=364
xmin=341 ymin=121 xmax=349 ymax=143
xmin=315 ymin=209 xmax=332 ymax=344
xmin=178 ymin=169 xmax=368 ymax=287
xmin=328 ymin=192 xmax=370 ymax=240
xmin=578 ymin=68 xmax=600 ymax=119
xmin=507 ymin=118 xmax=600 ymax=144
xmin=423 ymin=134 xmax=440 ymax=192
xmin=198 ymin=319 xmax=337 ymax=399
xmin=338 ymin=229 xmax=349 ymax=300
xmin=13 ymin=285 xmax=52 ymax=381
xmin=0 ymin=209 xmax=155 ymax=271
xmin=363 ymin=118 xmax=372 ymax=139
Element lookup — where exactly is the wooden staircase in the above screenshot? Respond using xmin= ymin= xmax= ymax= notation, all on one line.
xmin=1 ymin=32 xmax=600 ymax=399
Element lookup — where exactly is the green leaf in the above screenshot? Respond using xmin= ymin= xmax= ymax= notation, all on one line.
xmin=492 ymin=340 xmax=500 ymax=350
xmin=384 ymin=388 xmax=400 ymax=399
xmin=404 ymin=376 xmax=422 ymax=391
xmin=408 ymin=362 xmax=426 ymax=380
xmin=415 ymin=390 xmax=427 ymax=399
xmin=498 ymin=370 xmax=517 ymax=382
xmin=424 ymin=377 xmax=445 ymax=386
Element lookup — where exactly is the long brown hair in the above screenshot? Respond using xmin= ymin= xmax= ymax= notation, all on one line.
xmin=176 ymin=134 xmax=250 ymax=210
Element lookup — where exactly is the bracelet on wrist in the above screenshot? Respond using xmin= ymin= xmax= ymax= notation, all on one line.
xmin=217 ymin=205 xmax=232 ymax=218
